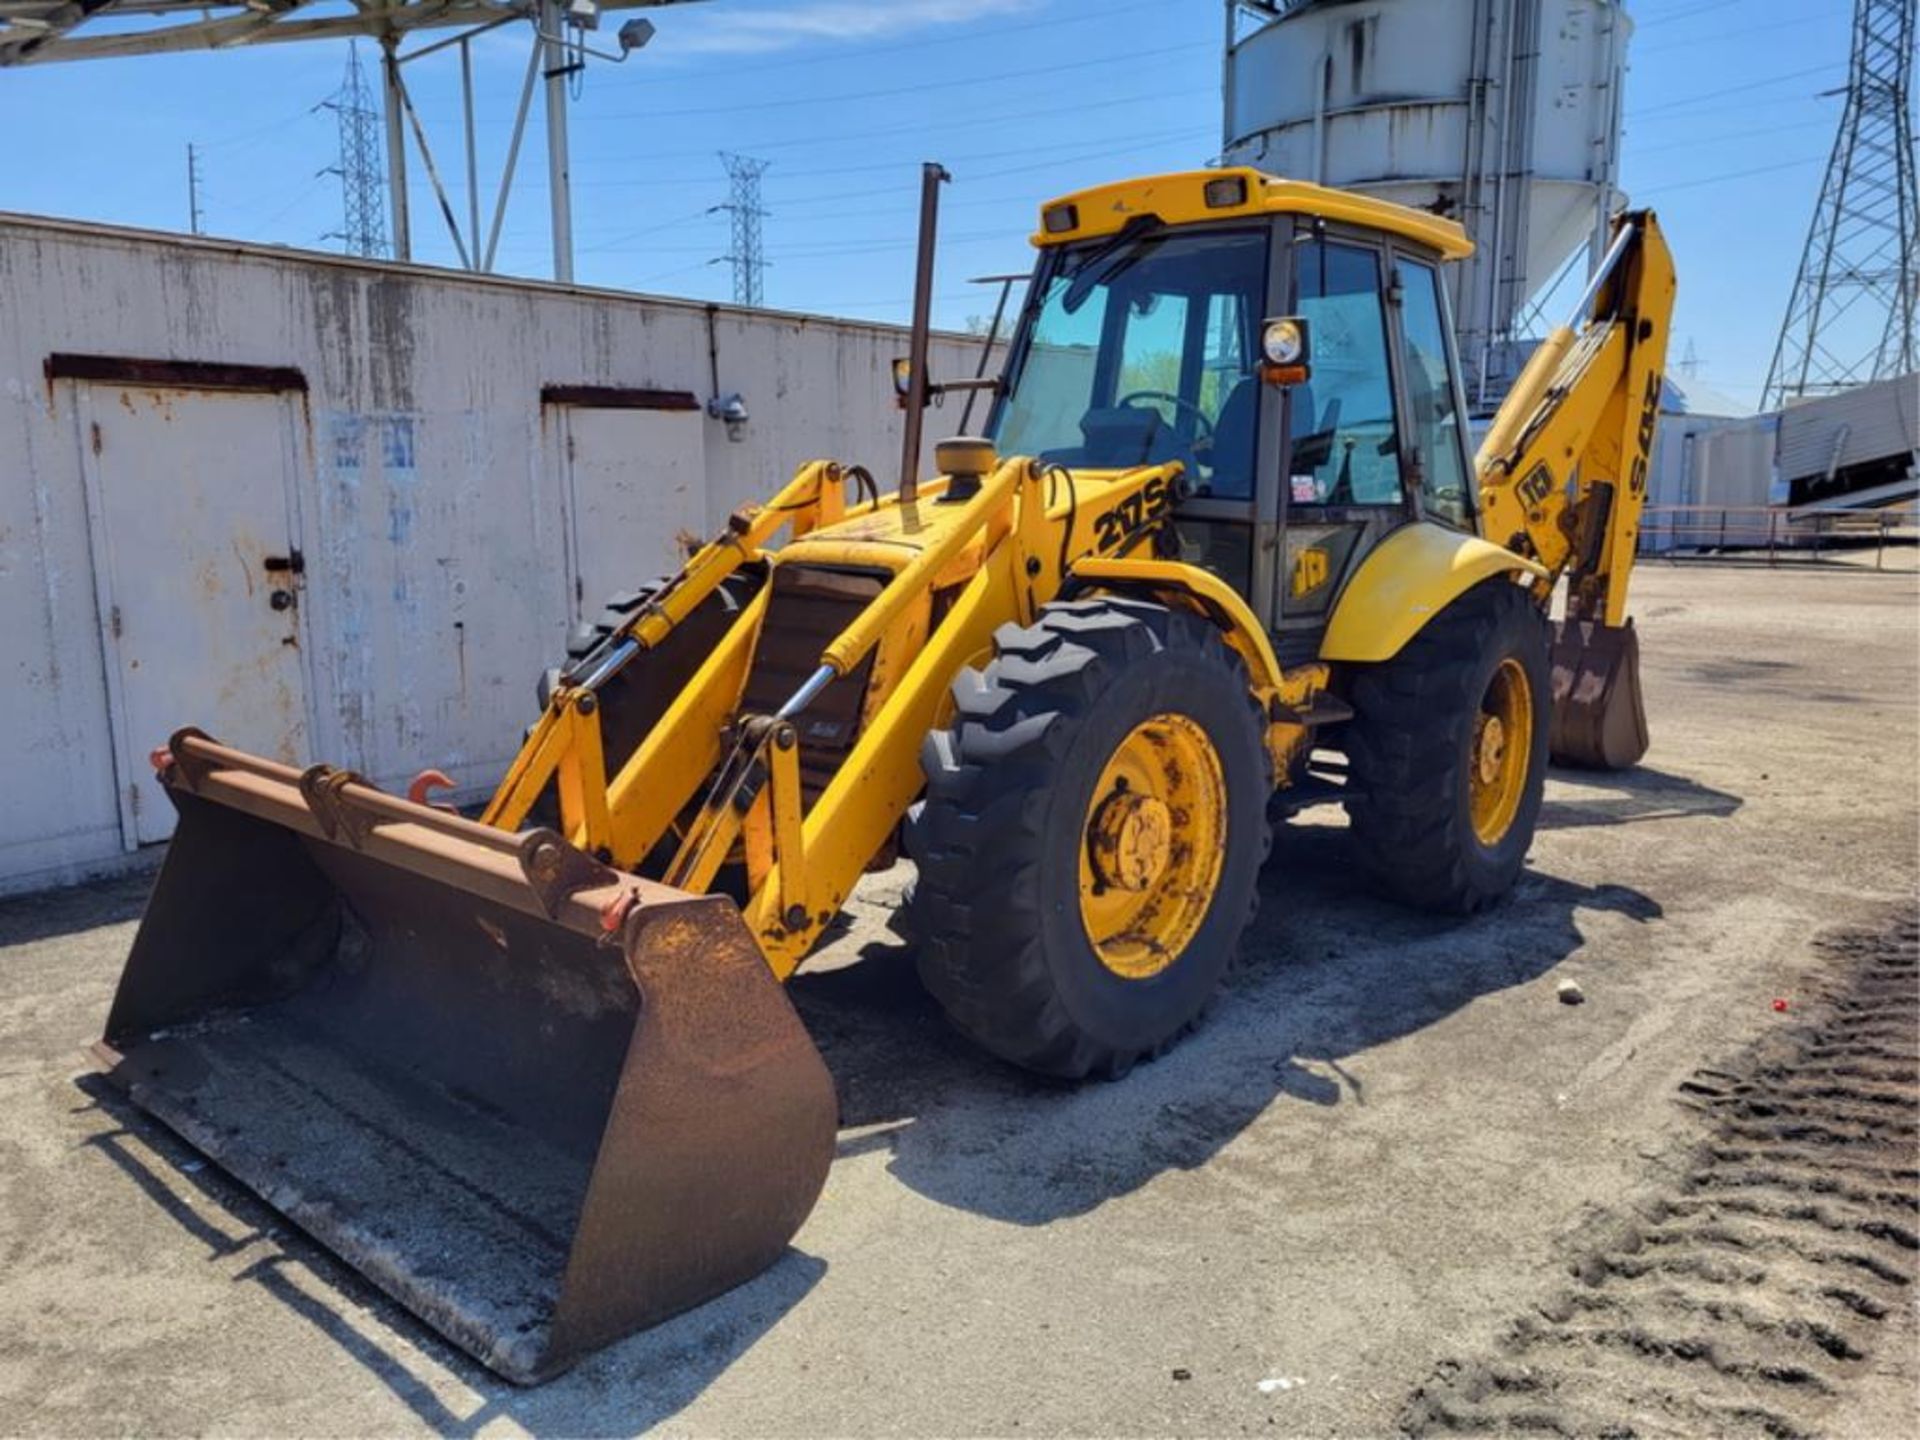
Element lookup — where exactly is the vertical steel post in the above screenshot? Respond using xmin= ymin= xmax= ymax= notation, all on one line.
xmin=381 ymin=36 xmax=412 ymax=262
xmin=461 ymin=36 xmax=482 ymax=267
xmin=899 ymin=162 xmax=950 ymax=504
xmin=542 ymin=0 xmax=575 ymax=284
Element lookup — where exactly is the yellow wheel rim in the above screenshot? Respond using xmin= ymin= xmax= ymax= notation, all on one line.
xmin=1469 ymin=657 xmax=1534 ymax=846
xmin=1078 ymin=713 xmax=1227 ymax=980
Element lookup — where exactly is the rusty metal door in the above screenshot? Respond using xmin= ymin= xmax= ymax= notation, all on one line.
xmin=555 ymin=403 xmax=706 ymax=621
xmin=77 ymin=383 xmax=312 ymax=846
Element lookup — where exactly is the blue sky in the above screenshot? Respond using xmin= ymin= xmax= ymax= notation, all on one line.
xmin=0 ymin=0 xmax=1864 ymax=408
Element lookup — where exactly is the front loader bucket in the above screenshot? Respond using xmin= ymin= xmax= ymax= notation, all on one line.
xmin=1549 ymin=618 xmax=1650 ymax=770
xmin=94 ymin=733 xmax=836 ymax=1384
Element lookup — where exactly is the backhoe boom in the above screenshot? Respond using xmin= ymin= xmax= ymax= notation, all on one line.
xmin=1475 ymin=211 xmax=1675 ymax=769
xmin=1477 ymin=211 xmax=1676 ymax=627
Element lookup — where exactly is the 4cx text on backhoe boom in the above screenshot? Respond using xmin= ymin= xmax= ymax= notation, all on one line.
xmin=95 ymin=165 xmax=1674 ymax=1382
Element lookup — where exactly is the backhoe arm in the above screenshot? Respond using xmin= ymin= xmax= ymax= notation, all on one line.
xmin=1476 ymin=211 xmax=1676 ymax=627
xmin=1475 ymin=211 xmax=1676 ymax=769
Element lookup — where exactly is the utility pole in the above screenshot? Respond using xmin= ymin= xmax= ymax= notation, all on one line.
xmin=186 ymin=144 xmax=204 ymax=235
xmin=380 ymin=35 xmax=411 ymax=262
xmin=322 ymin=41 xmax=390 ymax=259
xmin=1763 ymin=0 xmax=1918 ymax=408
xmin=715 ymin=152 xmax=771 ymax=307
xmin=541 ymin=0 xmax=576 ymax=284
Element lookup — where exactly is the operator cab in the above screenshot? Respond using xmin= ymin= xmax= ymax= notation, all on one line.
xmin=986 ymin=169 xmax=1479 ymax=649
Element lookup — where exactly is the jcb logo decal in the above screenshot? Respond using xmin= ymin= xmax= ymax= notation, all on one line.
xmin=1093 ymin=475 xmax=1173 ymax=553
xmin=1516 ymin=464 xmax=1555 ymax=509
xmin=1291 ymin=547 xmax=1330 ymax=598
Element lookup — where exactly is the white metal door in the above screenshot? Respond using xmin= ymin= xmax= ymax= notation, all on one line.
xmin=78 ymin=384 xmax=311 ymax=846
xmin=559 ymin=405 xmax=706 ymax=619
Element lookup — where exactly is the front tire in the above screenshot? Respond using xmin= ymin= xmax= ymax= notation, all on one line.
xmin=911 ymin=597 xmax=1272 ymax=1080
xmin=1344 ymin=578 xmax=1550 ymax=914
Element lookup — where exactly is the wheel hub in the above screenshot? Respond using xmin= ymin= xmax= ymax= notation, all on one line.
xmin=1474 ymin=713 xmax=1507 ymax=786
xmin=1077 ymin=713 xmax=1228 ymax=981
xmin=1468 ymin=657 xmax=1535 ymax=846
xmin=1089 ymin=788 xmax=1173 ymax=893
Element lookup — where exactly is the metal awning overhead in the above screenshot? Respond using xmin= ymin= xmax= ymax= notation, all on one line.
xmin=1 ymin=0 xmax=705 ymax=286
xmin=0 ymin=0 xmax=657 ymax=67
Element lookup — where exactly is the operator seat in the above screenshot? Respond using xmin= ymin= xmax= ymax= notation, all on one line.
xmin=1207 ymin=378 xmax=1258 ymax=501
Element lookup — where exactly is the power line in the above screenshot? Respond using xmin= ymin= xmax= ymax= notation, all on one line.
xmin=320 ymin=40 xmax=389 ymax=260
xmin=1628 ymin=62 xmax=1845 ymax=119
xmin=715 ymin=152 xmax=771 ymax=306
xmin=606 ymin=0 xmax=1168 ymax=89
xmin=1638 ymin=153 xmax=1830 ymax=196
xmin=1637 ymin=0 xmax=1750 ymax=28
xmin=568 ymin=121 xmax=1211 ymax=191
xmin=593 ymin=41 xmax=1213 ymax=122
xmin=1764 ymin=0 xmax=1918 ymax=407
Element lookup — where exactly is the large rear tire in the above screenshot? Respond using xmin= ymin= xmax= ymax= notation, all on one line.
xmin=1343 ymin=578 xmax=1550 ymax=914
xmin=911 ymin=597 xmax=1272 ymax=1080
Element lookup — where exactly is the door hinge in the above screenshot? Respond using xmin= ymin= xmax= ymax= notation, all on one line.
xmin=109 ymin=604 xmax=123 ymax=639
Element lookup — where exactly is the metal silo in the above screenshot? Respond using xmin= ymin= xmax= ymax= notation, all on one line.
xmin=1223 ymin=0 xmax=1631 ymax=407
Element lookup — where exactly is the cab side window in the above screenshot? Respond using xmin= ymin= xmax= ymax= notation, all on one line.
xmin=1289 ymin=240 xmax=1404 ymax=507
xmin=1399 ymin=258 xmax=1473 ymax=529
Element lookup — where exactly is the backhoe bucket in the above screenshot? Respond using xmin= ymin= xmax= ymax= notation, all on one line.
xmin=1549 ymin=618 xmax=1650 ymax=770
xmin=93 ymin=733 xmax=836 ymax=1384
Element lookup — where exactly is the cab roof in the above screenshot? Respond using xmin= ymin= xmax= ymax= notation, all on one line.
xmin=1031 ymin=167 xmax=1474 ymax=261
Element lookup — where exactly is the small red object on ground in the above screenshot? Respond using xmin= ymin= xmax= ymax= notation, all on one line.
xmin=1772 ymin=998 xmax=1789 ymax=1012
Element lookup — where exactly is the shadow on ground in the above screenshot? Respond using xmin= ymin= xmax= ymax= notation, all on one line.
xmin=789 ymin=819 xmax=1661 ymax=1228
xmin=1538 ymin=765 xmax=1742 ymax=830
xmin=0 ymin=869 xmax=153 ymax=947
xmin=70 ymin=1073 xmax=825 ymax=1436
xmin=67 ymin=805 xmax=1668 ymax=1428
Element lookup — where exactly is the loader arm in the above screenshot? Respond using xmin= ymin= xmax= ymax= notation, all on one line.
xmin=1475 ymin=211 xmax=1676 ymax=627
xmin=486 ymin=447 xmax=1199 ymax=975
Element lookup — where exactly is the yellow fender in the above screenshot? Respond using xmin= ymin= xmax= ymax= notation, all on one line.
xmin=1320 ymin=522 xmax=1547 ymax=664
xmin=1069 ymin=555 xmax=1287 ymax=695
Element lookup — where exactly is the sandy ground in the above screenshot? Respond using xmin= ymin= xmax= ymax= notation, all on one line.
xmin=1 ymin=558 xmax=1915 ymax=1438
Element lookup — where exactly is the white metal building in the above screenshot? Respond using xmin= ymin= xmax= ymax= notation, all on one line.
xmin=0 ymin=214 xmax=992 ymax=894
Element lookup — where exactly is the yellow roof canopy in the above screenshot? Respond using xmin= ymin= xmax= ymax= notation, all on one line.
xmin=1032 ymin=167 xmax=1474 ymax=261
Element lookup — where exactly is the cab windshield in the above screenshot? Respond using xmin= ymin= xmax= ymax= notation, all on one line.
xmin=991 ymin=228 xmax=1269 ymax=500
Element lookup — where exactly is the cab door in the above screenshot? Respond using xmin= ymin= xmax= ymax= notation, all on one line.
xmin=1272 ymin=229 xmax=1416 ymax=640
xmin=1390 ymin=248 xmax=1478 ymax=532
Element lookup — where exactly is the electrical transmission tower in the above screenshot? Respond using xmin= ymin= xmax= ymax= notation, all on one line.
xmin=1763 ymin=0 xmax=1918 ymax=409
xmin=322 ymin=41 xmax=390 ymax=259
xmin=716 ymin=152 xmax=771 ymax=306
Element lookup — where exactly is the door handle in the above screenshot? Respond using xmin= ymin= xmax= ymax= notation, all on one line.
xmin=269 ymin=589 xmax=296 ymax=612
xmin=264 ymin=549 xmax=306 ymax=576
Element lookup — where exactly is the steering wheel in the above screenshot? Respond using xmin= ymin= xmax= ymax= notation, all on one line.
xmin=1117 ymin=390 xmax=1215 ymax=447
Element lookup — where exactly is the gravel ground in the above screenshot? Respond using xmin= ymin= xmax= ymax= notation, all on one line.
xmin=1 ymin=558 xmax=1915 ymax=1438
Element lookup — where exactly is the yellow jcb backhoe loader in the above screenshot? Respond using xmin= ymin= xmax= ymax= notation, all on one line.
xmin=95 ymin=165 xmax=1673 ymax=1382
